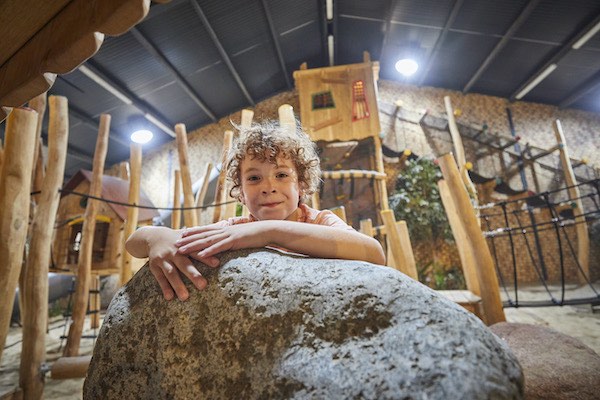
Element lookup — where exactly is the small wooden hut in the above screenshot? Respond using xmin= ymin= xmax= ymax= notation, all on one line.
xmin=51 ymin=170 xmax=158 ymax=274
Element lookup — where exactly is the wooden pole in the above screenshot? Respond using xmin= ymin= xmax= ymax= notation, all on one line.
xmin=50 ymin=356 xmax=92 ymax=380
xmin=240 ymin=109 xmax=254 ymax=128
xmin=121 ymin=143 xmax=142 ymax=285
xmin=438 ymin=179 xmax=481 ymax=296
xmin=172 ymin=169 xmax=182 ymax=229
xmin=396 ymin=220 xmax=419 ymax=280
xmin=28 ymin=93 xmax=47 ymax=205
xmin=19 ymin=96 xmax=69 ymax=399
xmin=552 ymin=120 xmax=589 ymax=283
xmin=0 ymin=107 xmax=38 ymax=363
xmin=278 ymin=104 xmax=296 ymax=135
xmin=380 ymin=210 xmax=418 ymax=279
xmin=444 ymin=96 xmax=478 ymax=199
xmin=119 ymin=161 xmax=130 ymax=180
xmin=212 ymin=131 xmax=234 ymax=223
xmin=89 ymin=276 xmax=101 ymax=329
xmin=195 ymin=163 xmax=213 ymax=223
xmin=359 ymin=218 xmax=374 ymax=237
xmin=0 ymin=139 xmax=4 ymax=181
xmin=437 ymin=153 xmax=505 ymax=325
xmin=175 ymin=124 xmax=198 ymax=227
xmin=63 ymin=114 xmax=110 ymax=357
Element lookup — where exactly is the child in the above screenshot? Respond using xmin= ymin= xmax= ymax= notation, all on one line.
xmin=126 ymin=120 xmax=386 ymax=301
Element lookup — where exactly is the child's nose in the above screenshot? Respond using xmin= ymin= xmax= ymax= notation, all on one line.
xmin=261 ymin=178 xmax=277 ymax=194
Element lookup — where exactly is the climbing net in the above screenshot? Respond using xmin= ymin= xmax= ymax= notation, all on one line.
xmin=476 ymin=179 xmax=600 ymax=307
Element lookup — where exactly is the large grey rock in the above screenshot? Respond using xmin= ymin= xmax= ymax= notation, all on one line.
xmin=84 ymin=249 xmax=523 ymax=399
xmin=490 ymin=322 xmax=600 ymax=400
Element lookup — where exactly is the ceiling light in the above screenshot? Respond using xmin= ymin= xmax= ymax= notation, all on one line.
xmin=131 ymin=129 xmax=153 ymax=144
xmin=326 ymin=0 xmax=333 ymax=20
xmin=395 ymin=59 xmax=419 ymax=77
xmin=572 ymin=20 xmax=600 ymax=50
xmin=515 ymin=64 xmax=557 ymax=100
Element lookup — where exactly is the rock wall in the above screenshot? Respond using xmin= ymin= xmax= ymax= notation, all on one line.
xmin=85 ymin=250 xmax=523 ymax=399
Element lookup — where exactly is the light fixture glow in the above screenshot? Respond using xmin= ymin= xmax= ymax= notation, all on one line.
xmin=572 ymin=20 xmax=600 ymax=49
xmin=131 ymin=129 xmax=153 ymax=144
xmin=395 ymin=58 xmax=419 ymax=77
xmin=515 ymin=64 xmax=557 ymax=100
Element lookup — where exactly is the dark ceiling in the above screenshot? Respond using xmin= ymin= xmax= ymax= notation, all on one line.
xmin=6 ymin=0 xmax=600 ymax=179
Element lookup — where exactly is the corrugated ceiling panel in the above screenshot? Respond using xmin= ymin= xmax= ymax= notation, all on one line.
xmin=266 ymin=0 xmax=320 ymax=35
xmin=233 ymin=44 xmax=288 ymax=100
xmin=278 ymin=21 xmax=325 ymax=73
xmin=472 ymin=40 xmax=557 ymax=98
xmin=514 ymin=0 xmax=600 ymax=44
xmin=423 ymin=31 xmax=500 ymax=90
xmin=337 ymin=17 xmax=383 ymax=66
xmin=392 ymin=0 xmax=454 ymax=27
xmin=136 ymin=1 xmax=222 ymax=76
xmin=452 ymin=0 xmax=529 ymax=36
xmin=571 ymin=86 xmax=600 ymax=113
xmin=338 ymin=0 xmax=389 ymax=20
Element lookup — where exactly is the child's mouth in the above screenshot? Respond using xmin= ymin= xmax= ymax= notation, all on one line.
xmin=262 ymin=202 xmax=281 ymax=207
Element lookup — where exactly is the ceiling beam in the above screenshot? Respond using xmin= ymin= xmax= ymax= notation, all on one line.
xmin=260 ymin=0 xmax=291 ymax=89
xmin=188 ymin=0 xmax=255 ymax=106
xmin=462 ymin=0 xmax=540 ymax=93
xmin=417 ymin=0 xmax=464 ymax=86
xmin=129 ymin=26 xmax=218 ymax=122
xmin=559 ymin=69 xmax=600 ymax=109
xmin=81 ymin=60 xmax=177 ymax=137
xmin=509 ymin=13 xmax=600 ymax=101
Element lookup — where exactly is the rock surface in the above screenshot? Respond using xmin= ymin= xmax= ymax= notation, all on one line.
xmin=84 ymin=249 xmax=522 ymax=399
xmin=490 ymin=322 xmax=600 ymax=400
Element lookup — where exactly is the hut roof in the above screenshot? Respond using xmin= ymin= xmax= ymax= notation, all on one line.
xmin=61 ymin=170 xmax=159 ymax=222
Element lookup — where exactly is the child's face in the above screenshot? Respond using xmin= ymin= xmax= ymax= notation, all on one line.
xmin=239 ymin=155 xmax=301 ymax=221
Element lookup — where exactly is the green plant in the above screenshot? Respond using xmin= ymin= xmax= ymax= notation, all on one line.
xmin=419 ymin=261 xmax=466 ymax=290
xmin=388 ymin=157 xmax=453 ymax=242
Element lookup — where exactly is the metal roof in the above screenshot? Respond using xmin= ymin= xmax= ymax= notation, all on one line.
xmin=3 ymin=0 xmax=600 ymax=179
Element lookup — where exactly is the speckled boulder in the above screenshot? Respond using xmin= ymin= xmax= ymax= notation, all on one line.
xmin=490 ymin=322 xmax=600 ymax=400
xmin=84 ymin=249 xmax=523 ymax=399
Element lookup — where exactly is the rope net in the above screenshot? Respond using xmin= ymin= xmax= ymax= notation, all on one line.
xmin=476 ymin=179 xmax=600 ymax=307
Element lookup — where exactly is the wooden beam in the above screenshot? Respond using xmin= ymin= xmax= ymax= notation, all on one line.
xmin=212 ymin=131 xmax=234 ymax=223
xmin=553 ymin=120 xmax=589 ymax=283
xmin=0 ymin=107 xmax=38 ymax=363
xmin=63 ymin=114 xmax=110 ymax=357
xmin=121 ymin=143 xmax=142 ymax=285
xmin=172 ymin=169 xmax=182 ymax=229
xmin=19 ymin=96 xmax=69 ymax=399
xmin=50 ymin=356 xmax=92 ymax=380
xmin=437 ymin=153 xmax=505 ymax=325
xmin=195 ymin=163 xmax=213 ymax=223
xmin=175 ymin=124 xmax=198 ymax=228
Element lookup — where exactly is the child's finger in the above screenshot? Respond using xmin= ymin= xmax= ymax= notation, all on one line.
xmin=178 ymin=232 xmax=228 ymax=254
xmin=181 ymin=224 xmax=221 ymax=237
xmin=189 ymin=254 xmax=220 ymax=268
xmin=160 ymin=261 xmax=189 ymax=301
xmin=174 ymin=256 xmax=208 ymax=290
xmin=198 ymin=238 xmax=233 ymax=259
xmin=176 ymin=230 xmax=221 ymax=247
xmin=149 ymin=263 xmax=175 ymax=301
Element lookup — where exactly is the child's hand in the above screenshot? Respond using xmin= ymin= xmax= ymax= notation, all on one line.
xmin=176 ymin=222 xmax=269 ymax=260
xmin=141 ymin=227 xmax=219 ymax=301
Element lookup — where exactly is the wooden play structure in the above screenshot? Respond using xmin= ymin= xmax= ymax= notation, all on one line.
xmin=51 ymin=169 xmax=158 ymax=274
xmin=293 ymin=53 xmax=418 ymax=281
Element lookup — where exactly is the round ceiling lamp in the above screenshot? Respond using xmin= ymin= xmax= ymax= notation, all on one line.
xmin=131 ymin=129 xmax=153 ymax=144
xmin=395 ymin=58 xmax=419 ymax=77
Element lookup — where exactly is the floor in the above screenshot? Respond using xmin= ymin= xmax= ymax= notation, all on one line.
xmin=1 ymin=285 xmax=599 ymax=400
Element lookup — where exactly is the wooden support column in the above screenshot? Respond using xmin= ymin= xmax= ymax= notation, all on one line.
xmin=172 ymin=169 xmax=182 ymax=229
xmin=28 ymin=93 xmax=47 ymax=204
xmin=19 ymin=96 xmax=69 ymax=399
xmin=213 ymin=131 xmax=234 ymax=223
xmin=0 ymin=139 xmax=4 ymax=180
xmin=437 ymin=153 xmax=505 ymax=325
xmin=119 ymin=161 xmax=130 ymax=180
xmin=121 ymin=143 xmax=141 ymax=285
xmin=63 ymin=114 xmax=110 ymax=357
xmin=239 ymin=109 xmax=254 ymax=217
xmin=195 ymin=163 xmax=213 ymax=223
xmin=0 ymin=107 xmax=38 ymax=363
xmin=359 ymin=218 xmax=374 ymax=237
xmin=438 ymin=179 xmax=481 ymax=296
xmin=90 ymin=276 xmax=101 ymax=329
xmin=380 ymin=210 xmax=418 ymax=279
xmin=50 ymin=356 xmax=92 ymax=380
xmin=553 ymin=120 xmax=589 ymax=283
xmin=278 ymin=104 xmax=296 ymax=135
xmin=444 ymin=96 xmax=477 ymax=199
xmin=175 ymin=124 xmax=197 ymax=227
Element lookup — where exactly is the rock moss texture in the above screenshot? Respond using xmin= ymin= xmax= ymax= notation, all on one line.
xmin=84 ymin=250 xmax=523 ymax=399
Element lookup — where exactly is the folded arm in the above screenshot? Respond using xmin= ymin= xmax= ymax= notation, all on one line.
xmin=177 ymin=220 xmax=386 ymax=265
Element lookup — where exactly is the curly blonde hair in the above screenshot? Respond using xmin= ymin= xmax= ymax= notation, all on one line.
xmin=226 ymin=120 xmax=321 ymax=202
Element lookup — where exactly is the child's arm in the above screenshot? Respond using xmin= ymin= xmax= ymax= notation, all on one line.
xmin=125 ymin=226 xmax=220 ymax=300
xmin=176 ymin=220 xmax=386 ymax=265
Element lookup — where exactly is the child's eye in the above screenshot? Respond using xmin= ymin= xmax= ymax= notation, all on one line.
xmin=247 ymin=175 xmax=260 ymax=182
xmin=276 ymin=172 xmax=289 ymax=178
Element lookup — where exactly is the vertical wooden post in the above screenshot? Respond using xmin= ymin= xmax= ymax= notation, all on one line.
xmin=438 ymin=179 xmax=481 ymax=296
xmin=437 ymin=153 xmax=505 ymax=325
xmin=278 ymin=104 xmax=296 ymax=135
xmin=19 ymin=96 xmax=69 ymax=399
xmin=0 ymin=138 xmax=4 ymax=180
xmin=213 ymin=131 xmax=234 ymax=223
xmin=380 ymin=210 xmax=412 ymax=277
xmin=175 ymin=124 xmax=198 ymax=227
xmin=444 ymin=96 xmax=477 ymax=198
xmin=359 ymin=218 xmax=374 ymax=237
xmin=121 ymin=143 xmax=142 ymax=285
xmin=553 ymin=120 xmax=589 ymax=283
xmin=0 ymin=107 xmax=38 ymax=363
xmin=119 ymin=161 xmax=130 ymax=180
xmin=240 ymin=109 xmax=254 ymax=128
xmin=89 ymin=276 xmax=101 ymax=329
xmin=195 ymin=163 xmax=213 ymax=223
xmin=373 ymin=137 xmax=389 ymax=210
xmin=28 ymin=93 xmax=47 ymax=204
xmin=172 ymin=169 xmax=182 ymax=229
xmin=396 ymin=220 xmax=419 ymax=280
xmin=63 ymin=114 xmax=110 ymax=357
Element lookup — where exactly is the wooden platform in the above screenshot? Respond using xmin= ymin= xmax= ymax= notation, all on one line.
xmin=438 ymin=290 xmax=482 ymax=318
